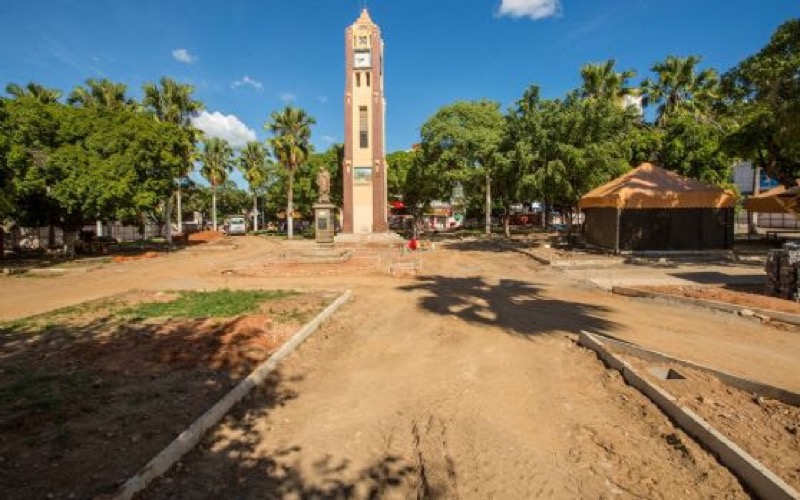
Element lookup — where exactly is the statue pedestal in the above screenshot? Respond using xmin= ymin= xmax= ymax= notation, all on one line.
xmin=313 ymin=203 xmax=336 ymax=247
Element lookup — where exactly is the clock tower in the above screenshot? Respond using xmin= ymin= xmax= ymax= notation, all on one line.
xmin=342 ymin=8 xmax=388 ymax=234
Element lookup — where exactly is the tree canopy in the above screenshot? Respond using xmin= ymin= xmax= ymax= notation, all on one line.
xmin=265 ymin=106 xmax=316 ymax=238
xmin=722 ymin=18 xmax=800 ymax=187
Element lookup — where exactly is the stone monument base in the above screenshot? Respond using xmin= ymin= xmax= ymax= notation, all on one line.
xmin=335 ymin=232 xmax=404 ymax=244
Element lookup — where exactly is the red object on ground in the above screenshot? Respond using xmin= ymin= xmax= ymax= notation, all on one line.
xmin=408 ymin=238 xmax=418 ymax=251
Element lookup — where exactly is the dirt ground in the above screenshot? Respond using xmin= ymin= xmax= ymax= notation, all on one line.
xmin=623 ymin=355 xmax=800 ymax=491
xmin=0 ymin=236 xmax=798 ymax=497
xmin=640 ymin=284 xmax=800 ymax=315
xmin=0 ymin=289 xmax=332 ymax=499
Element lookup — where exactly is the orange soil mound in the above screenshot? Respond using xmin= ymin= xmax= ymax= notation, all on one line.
xmin=68 ymin=315 xmax=281 ymax=378
xmin=111 ymin=251 xmax=160 ymax=263
xmin=188 ymin=230 xmax=225 ymax=243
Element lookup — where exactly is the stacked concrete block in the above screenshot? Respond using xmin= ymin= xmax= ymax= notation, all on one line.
xmin=765 ymin=251 xmax=781 ymax=297
xmin=765 ymin=243 xmax=800 ymax=300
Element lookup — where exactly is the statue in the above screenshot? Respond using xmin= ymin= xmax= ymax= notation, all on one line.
xmin=317 ymin=167 xmax=331 ymax=203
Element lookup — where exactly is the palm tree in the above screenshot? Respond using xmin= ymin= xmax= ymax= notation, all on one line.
xmin=200 ymin=138 xmax=234 ymax=231
xmin=265 ymin=106 xmax=316 ymax=239
xmin=142 ymin=77 xmax=204 ymax=240
xmin=5 ymin=82 xmax=62 ymax=103
xmin=238 ymin=141 xmax=268 ymax=232
xmin=641 ymin=55 xmax=719 ymax=125
xmin=67 ymin=79 xmax=132 ymax=110
xmin=580 ymin=59 xmax=636 ymax=103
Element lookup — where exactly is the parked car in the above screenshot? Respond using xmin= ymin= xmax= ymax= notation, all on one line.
xmin=225 ymin=216 xmax=247 ymax=236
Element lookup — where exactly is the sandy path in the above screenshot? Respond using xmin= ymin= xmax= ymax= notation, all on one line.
xmin=0 ymin=237 xmax=278 ymax=321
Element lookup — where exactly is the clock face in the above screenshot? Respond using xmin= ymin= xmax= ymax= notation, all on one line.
xmin=354 ymin=51 xmax=372 ymax=69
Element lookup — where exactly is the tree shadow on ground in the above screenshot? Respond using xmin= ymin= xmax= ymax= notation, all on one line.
xmin=144 ymin=375 xmax=420 ymax=499
xmin=399 ymin=275 xmax=617 ymax=338
xmin=0 ymin=311 xmax=302 ymax=499
xmin=668 ymin=271 xmax=765 ymax=285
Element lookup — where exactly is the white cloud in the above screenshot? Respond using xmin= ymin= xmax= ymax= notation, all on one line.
xmin=317 ymin=95 xmax=329 ymax=104
xmin=497 ymin=0 xmax=561 ymax=20
xmin=231 ymin=75 xmax=264 ymax=90
xmin=322 ymin=135 xmax=336 ymax=144
xmin=280 ymin=92 xmax=296 ymax=103
xmin=191 ymin=111 xmax=256 ymax=148
xmin=172 ymin=48 xmax=197 ymax=64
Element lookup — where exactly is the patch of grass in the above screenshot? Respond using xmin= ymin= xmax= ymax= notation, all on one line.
xmin=122 ymin=289 xmax=297 ymax=319
xmin=275 ymin=307 xmax=310 ymax=324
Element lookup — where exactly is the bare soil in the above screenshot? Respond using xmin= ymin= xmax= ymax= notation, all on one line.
xmin=640 ymin=284 xmax=800 ymax=315
xmin=1 ymin=236 xmax=798 ymax=497
xmin=111 ymin=251 xmax=161 ymax=264
xmin=624 ymin=356 xmax=800 ymax=491
xmin=0 ymin=290 xmax=331 ymax=500
xmin=187 ymin=230 xmax=225 ymax=244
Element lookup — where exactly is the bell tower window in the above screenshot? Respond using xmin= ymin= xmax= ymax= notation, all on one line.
xmin=359 ymin=106 xmax=369 ymax=149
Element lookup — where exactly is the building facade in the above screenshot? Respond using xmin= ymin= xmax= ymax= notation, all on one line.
xmin=342 ymin=9 xmax=388 ymax=234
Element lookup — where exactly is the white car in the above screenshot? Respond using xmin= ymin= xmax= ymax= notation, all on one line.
xmin=226 ymin=216 xmax=247 ymax=236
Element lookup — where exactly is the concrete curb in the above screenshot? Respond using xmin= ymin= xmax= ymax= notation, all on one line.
xmin=114 ymin=289 xmax=353 ymax=500
xmin=578 ymin=331 xmax=799 ymax=500
xmin=587 ymin=331 xmax=800 ymax=406
xmin=508 ymin=246 xmax=552 ymax=266
xmin=612 ymin=286 xmax=800 ymax=328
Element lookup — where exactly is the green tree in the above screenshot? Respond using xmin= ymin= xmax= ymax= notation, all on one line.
xmin=506 ymin=87 xmax=639 ymax=233
xmin=580 ymin=59 xmax=637 ymax=102
xmin=0 ymin=97 xmax=12 ymax=255
xmin=400 ymin=150 xmax=447 ymax=235
xmin=420 ymin=100 xmax=505 ymax=235
xmin=142 ymin=77 xmax=204 ymax=239
xmin=503 ymin=86 xmax=551 ymax=230
xmin=5 ymin=99 xmax=186 ymax=254
xmin=641 ymin=55 xmax=719 ymax=125
xmin=5 ymin=82 xmax=62 ymax=104
xmin=655 ymin=110 xmax=733 ymax=187
xmin=238 ymin=141 xmax=268 ymax=231
xmin=722 ymin=19 xmax=800 ymax=188
xmin=200 ymin=137 xmax=234 ymax=231
xmin=4 ymin=89 xmax=66 ymax=245
xmin=542 ymin=97 xmax=638 ymax=226
xmin=265 ymin=106 xmax=316 ymax=239
xmin=386 ymin=150 xmax=416 ymax=201
xmin=67 ymin=79 xmax=133 ymax=110
xmin=211 ymin=181 xmax=251 ymax=218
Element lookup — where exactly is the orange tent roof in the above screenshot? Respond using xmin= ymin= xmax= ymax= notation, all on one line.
xmin=744 ymin=184 xmax=800 ymax=213
xmin=579 ymin=163 xmax=736 ymax=210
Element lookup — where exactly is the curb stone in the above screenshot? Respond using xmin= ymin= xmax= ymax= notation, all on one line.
xmin=612 ymin=286 xmax=800 ymax=328
xmin=587 ymin=331 xmax=800 ymax=406
xmin=579 ymin=331 xmax=799 ymax=500
xmin=114 ymin=289 xmax=353 ymax=500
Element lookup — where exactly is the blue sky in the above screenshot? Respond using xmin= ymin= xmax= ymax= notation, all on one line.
xmin=1 ymin=1 xmax=796 ymax=161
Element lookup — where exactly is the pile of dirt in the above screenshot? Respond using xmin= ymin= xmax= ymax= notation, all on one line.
xmin=112 ymin=251 xmax=160 ymax=263
xmin=189 ymin=230 xmax=225 ymax=243
xmin=640 ymin=284 xmax=800 ymax=315
xmin=68 ymin=314 xmax=287 ymax=379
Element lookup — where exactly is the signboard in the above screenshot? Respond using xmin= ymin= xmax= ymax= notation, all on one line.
xmin=760 ymin=170 xmax=780 ymax=191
